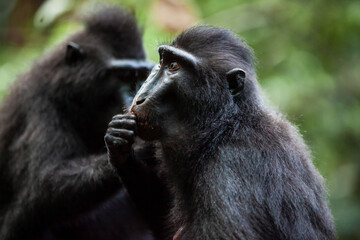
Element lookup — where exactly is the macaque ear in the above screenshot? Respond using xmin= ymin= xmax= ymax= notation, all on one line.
xmin=66 ymin=42 xmax=84 ymax=65
xmin=226 ymin=68 xmax=246 ymax=96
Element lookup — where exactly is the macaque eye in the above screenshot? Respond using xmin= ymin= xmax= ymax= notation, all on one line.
xmin=168 ymin=62 xmax=179 ymax=71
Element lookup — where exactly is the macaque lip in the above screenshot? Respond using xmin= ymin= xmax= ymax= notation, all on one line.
xmin=132 ymin=111 xmax=159 ymax=140
xmin=129 ymin=102 xmax=160 ymax=140
xmin=137 ymin=118 xmax=150 ymax=127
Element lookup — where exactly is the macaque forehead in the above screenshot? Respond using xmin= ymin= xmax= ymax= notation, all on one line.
xmin=157 ymin=45 xmax=198 ymax=67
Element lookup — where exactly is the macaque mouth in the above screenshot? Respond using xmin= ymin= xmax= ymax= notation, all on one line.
xmin=129 ymin=106 xmax=151 ymax=128
xmin=130 ymin=108 xmax=160 ymax=140
xmin=135 ymin=115 xmax=155 ymax=130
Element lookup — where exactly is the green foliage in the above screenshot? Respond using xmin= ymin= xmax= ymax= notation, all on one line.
xmin=0 ymin=0 xmax=359 ymax=238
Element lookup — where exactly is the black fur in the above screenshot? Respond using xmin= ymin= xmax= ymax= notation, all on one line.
xmin=0 ymin=6 xmax=153 ymax=240
xmin=107 ymin=25 xmax=336 ymax=240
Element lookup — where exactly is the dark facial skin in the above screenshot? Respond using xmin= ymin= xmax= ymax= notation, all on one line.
xmin=106 ymin=26 xmax=335 ymax=240
xmin=129 ymin=46 xmax=199 ymax=141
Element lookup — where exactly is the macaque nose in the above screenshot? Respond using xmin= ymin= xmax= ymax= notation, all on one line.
xmin=135 ymin=97 xmax=146 ymax=105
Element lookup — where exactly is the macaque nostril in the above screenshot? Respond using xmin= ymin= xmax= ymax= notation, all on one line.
xmin=136 ymin=98 xmax=146 ymax=105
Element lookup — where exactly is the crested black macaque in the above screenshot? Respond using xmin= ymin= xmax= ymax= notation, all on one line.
xmin=0 ymin=6 xmax=156 ymax=240
xmin=105 ymin=26 xmax=336 ymax=240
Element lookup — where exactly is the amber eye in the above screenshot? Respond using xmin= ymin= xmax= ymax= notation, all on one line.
xmin=168 ymin=62 xmax=179 ymax=71
xmin=159 ymin=58 xmax=163 ymax=67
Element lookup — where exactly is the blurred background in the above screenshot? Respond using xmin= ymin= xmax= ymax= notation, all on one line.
xmin=0 ymin=0 xmax=359 ymax=238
